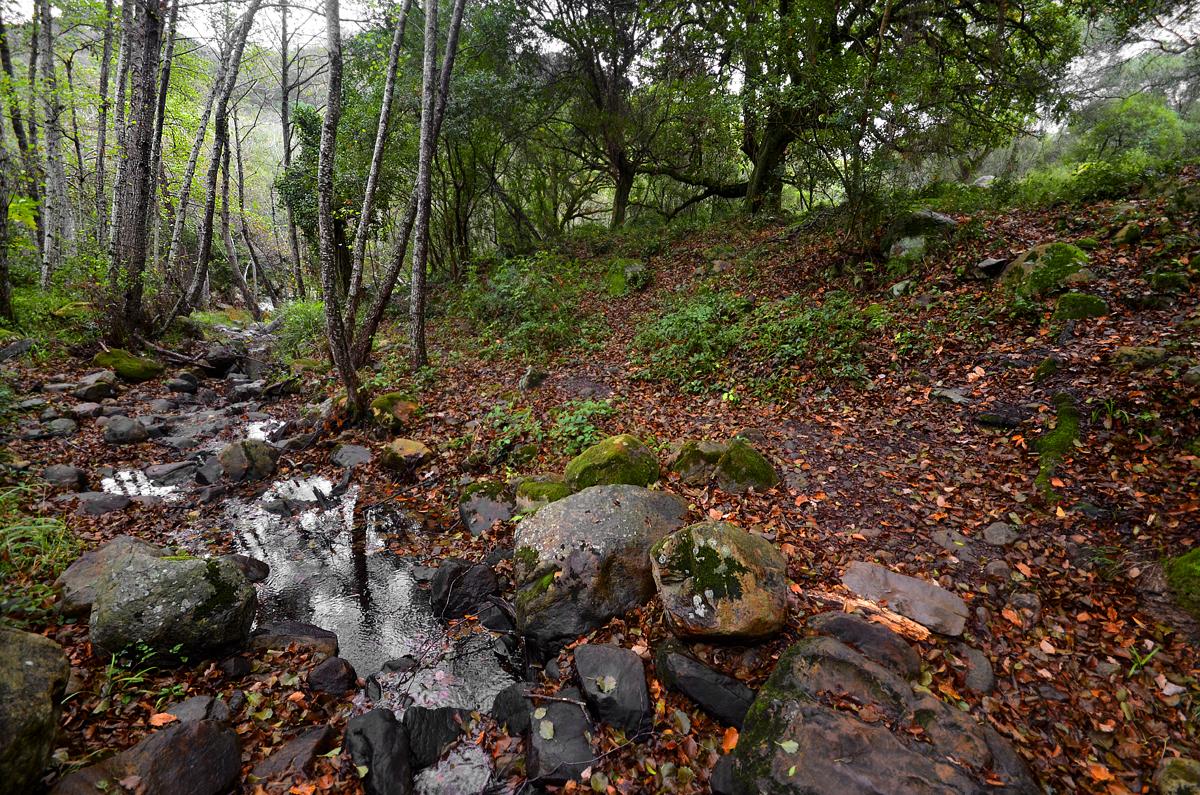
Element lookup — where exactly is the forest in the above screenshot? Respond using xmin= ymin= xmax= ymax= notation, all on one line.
xmin=0 ymin=0 xmax=1198 ymax=791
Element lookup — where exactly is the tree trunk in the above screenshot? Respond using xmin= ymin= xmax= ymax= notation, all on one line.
xmin=345 ymin=0 xmax=412 ymax=333
xmin=234 ymin=114 xmax=278 ymax=305
xmin=108 ymin=0 xmax=163 ymax=343
xmin=317 ymin=0 xmax=364 ymax=413
xmin=147 ymin=0 xmax=178 ymax=275
xmin=280 ymin=0 xmax=304 ymax=298
xmin=37 ymin=0 xmax=71 ymax=288
xmin=105 ymin=0 xmax=134 ymax=252
xmin=0 ymin=123 xmax=13 ymax=322
xmin=0 ymin=9 xmax=44 ymax=253
xmin=220 ymin=141 xmax=260 ymax=319
xmin=95 ymin=0 xmax=114 ymax=245
xmin=409 ymin=0 xmax=440 ymax=369
xmin=610 ymin=164 xmax=634 ymax=229
xmin=743 ymin=121 xmax=792 ymax=215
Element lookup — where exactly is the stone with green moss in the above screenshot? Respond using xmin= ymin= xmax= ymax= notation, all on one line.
xmin=88 ymin=554 xmax=256 ymax=657
xmin=1156 ymin=757 xmax=1200 ymax=795
xmin=1002 ymin=242 xmax=1090 ymax=297
xmin=1034 ymin=355 xmax=1060 ymax=383
xmin=1053 ymin=292 xmax=1108 ymax=320
xmin=0 ymin=627 xmax=69 ymax=792
xmin=1150 ymin=271 xmax=1190 ymax=294
xmin=1112 ymin=221 xmax=1142 ymax=245
xmin=1075 ymin=236 xmax=1100 ymax=250
xmin=651 ymin=522 xmax=788 ymax=640
xmin=217 ymin=439 xmax=277 ymax=482
xmin=715 ymin=438 xmax=778 ymax=493
xmin=459 ymin=480 xmax=514 ymax=536
xmin=1165 ymin=547 xmax=1200 ymax=621
xmin=563 ymin=434 xmax=659 ymax=490
xmin=370 ymin=392 xmax=419 ymax=431
xmin=603 ymin=258 xmax=651 ymax=297
xmin=1034 ymin=393 xmax=1079 ymax=500
xmin=1111 ymin=346 xmax=1167 ymax=369
xmin=289 ymin=357 xmax=329 ymax=374
xmin=93 ymin=348 xmax=164 ymax=382
xmin=666 ymin=439 xmax=727 ymax=485
xmin=380 ymin=438 xmax=431 ymax=472
xmin=515 ymin=477 xmax=571 ymax=512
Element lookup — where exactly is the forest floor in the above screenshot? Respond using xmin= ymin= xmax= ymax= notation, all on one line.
xmin=3 ymin=174 xmax=1199 ymax=794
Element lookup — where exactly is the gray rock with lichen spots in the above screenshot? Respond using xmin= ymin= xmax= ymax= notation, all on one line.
xmin=667 ymin=438 xmax=778 ymax=493
xmin=217 ymin=438 xmax=278 ymax=482
xmin=514 ymin=485 xmax=687 ymax=654
xmin=651 ymin=522 xmax=787 ymax=640
xmin=1111 ymin=346 xmax=1167 ymax=369
xmin=0 ymin=627 xmax=69 ymax=793
xmin=55 ymin=535 xmax=168 ymax=617
xmin=1156 ymin=757 xmax=1200 ymax=795
xmin=103 ymin=415 xmax=148 ymax=444
xmin=88 ymin=554 xmax=256 ymax=657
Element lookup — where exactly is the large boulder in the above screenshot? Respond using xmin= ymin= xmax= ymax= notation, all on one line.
xmin=370 ymin=392 xmax=419 ymax=431
xmin=574 ymin=644 xmax=652 ymax=736
xmin=93 ymin=348 xmax=164 ymax=382
xmin=55 ymin=535 xmax=168 ymax=617
xmin=1156 ymin=757 xmax=1200 ymax=795
xmin=728 ymin=634 xmax=1038 ymax=794
xmin=1001 ymin=242 xmax=1090 ymax=297
xmin=514 ymin=485 xmax=687 ymax=654
xmin=50 ymin=719 xmax=239 ymax=795
xmin=380 ymin=439 xmax=432 ymax=472
xmin=563 ymin=434 xmax=659 ymax=491
xmin=0 ymin=628 xmax=69 ymax=793
xmin=103 ymin=415 xmax=149 ymax=445
xmin=89 ymin=555 xmax=256 ymax=658
xmin=668 ymin=438 xmax=778 ymax=493
xmin=841 ymin=561 xmax=969 ymax=636
xmin=345 ymin=709 xmax=414 ymax=795
xmin=651 ymin=522 xmax=788 ymax=640
xmin=217 ymin=438 xmax=278 ymax=482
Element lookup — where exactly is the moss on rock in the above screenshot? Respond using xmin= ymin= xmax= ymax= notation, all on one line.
xmin=380 ymin=438 xmax=431 ymax=471
xmin=667 ymin=439 xmax=727 ymax=484
xmin=1165 ymin=548 xmax=1200 ymax=620
xmin=1112 ymin=221 xmax=1142 ymax=245
xmin=93 ymin=349 xmax=164 ymax=382
xmin=1034 ymin=393 xmax=1079 ymax=500
xmin=515 ymin=478 xmax=570 ymax=509
xmin=715 ymin=438 xmax=778 ymax=492
xmin=563 ymin=434 xmax=659 ymax=490
xmin=370 ymin=392 xmax=419 ymax=431
xmin=1004 ymin=242 xmax=1090 ymax=297
xmin=1053 ymin=292 xmax=1109 ymax=320
xmin=1034 ymin=356 xmax=1060 ymax=383
xmin=1150 ymin=271 xmax=1190 ymax=294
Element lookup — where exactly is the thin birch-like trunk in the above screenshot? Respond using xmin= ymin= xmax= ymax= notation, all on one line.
xmin=147 ymin=0 xmax=177 ymax=275
xmin=37 ymin=0 xmax=70 ymax=288
xmin=220 ymin=140 xmax=260 ymax=319
xmin=408 ymin=0 xmax=439 ymax=368
xmin=105 ymin=0 xmax=133 ymax=253
xmin=94 ymin=0 xmax=114 ymax=244
xmin=280 ymin=0 xmax=304 ymax=298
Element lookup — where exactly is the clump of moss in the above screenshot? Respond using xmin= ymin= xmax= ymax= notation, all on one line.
xmin=370 ymin=392 xmax=419 ymax=431
xmin=1075 ymin=236 xmax=1100 ymax=250
xmin=1053 ymin=292 xmax=1109 ymax=320
xmin=93 ymin=349 xmax=164 ymax=382
xmin=1034 ymin=356 xmax=1060 ymax=383
xmin=653 ymin=524 xmax=750 ymax=602
xmin=1165 ymin=548 xmax=1200 ymax=620
xmin=1150 ymin=271 xmax=1190 ymax=294
xmin=715 ymin=438 xmax=778 ymax=492
xmin=563 ymin=434 xmax=659 ymax=490
xmin=515 ymin=479 xmax=570 ymax=504
xmin=1035 ymin=393 xmax=1080 ymax=500
xmin=461 ymin=480 xmax=506 ymax=502
xmin=1006 ymin=243 xmax=1090 ymax=297
xmin=515 ymin=546 xmax=540 ymax=571
xmin=604 ymin=258 xmax=651 ymax=297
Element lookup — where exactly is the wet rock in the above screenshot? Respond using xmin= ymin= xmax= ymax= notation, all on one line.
xmin=0 ymin=627 xmax=69 ymax=793
xmin=974 ymin=403 xmax=1032 ymax=429
xmin=841 ymin=561 xmax=969 ymax=636
xmin=250 ymin=725 xmax=335 ymax=783
xmin=74 ymin=492 xmax=131 ymax=516
xmin=458 ymin=482 xmax=514 ymax=536
xmin=345 ymin=709 xmax=414 ymax=795
xmin=655 ymin=645 xmax=754 ymax=728
xmin=728 ymin=635 xmax=1038 ymax=795
xmin=563 ymin=434 xmax=659 ymax=490
xmin=196 ymin=456 xmax=223 ymax=485
xmin=145 ymin=461 xmax=198 ymax=486
xmin=93 ymin=348 xmax=164 ymax=382
xmin=221 ymin=553 xmax=269 ymax=583
xmin=162 ymin=695 xmax=231 ymax=722
xmin=71 ymin=401 xmax=102 ymax=419
xmin=490 ymin=682 xmax=536 ymax=735
xmin=960 ymin=645 xmax=995 ymax=693
xmin=103 ymin=415 xmax=149 ymax=445
xmin=72 ymin=371 xmax=117 ymax=402
xmin=666 ymin=439 xmax=729 ymax=484
xmin=167 ymin=377 xmax=197 ymax=394
xmin=651 ymin=522 xmax=788 ymax=640
xmin=220 ymin=656 xmax=252 ymax=679
xmin=1156 ymin=756 xmax=1200 ymax=795
xmin=89 ymin=555 xmax=256 ymax=658
xmin=279 ymin=432 xmax=319 ymax=451
xmin=381 ymin=438 xmax=432 ymax=472
xmin=55 ymin=535 xmax=167 ymax=616
xmin=526 ymin=686 xmax=593 ymax=784
xmin=933 ymin=386 xmax=970 ymax=405
xmin=710 ymin=755 xmax=735 ymax=795
xmin=249 ymin=621 xmax=339 ymax=656
xmin=50 ymin=719 xmax=239 ymax=795
xmin=332 ymin=443 xmax=373 ymax=468
xmin=514 ymin=485 xmax=687 ymax=655
xmin=197 ymin=344 xmax=244 ymax=376
xmin=414 ymin=743 xmax=494 ymax=794
xmin=42 ymin=464 xmax=88 ymax=492
xmin=807 ymin=611 xmax=922 ymax=679
xmin=431 ymin=560 xmax=500 ymax=620
xmin=984 ymin=521 xmax=1020 ymax=546
xmin=0 ymin=337 xmax=32 ymax=362
xmin=217 ymin=439 xmax=278 ymax=482
xmin=985 ymin=560 xmax=1012 ymax=581
xmin=403 ymin=706 xmax=467 ymax=770
xmin=308 ymin=656 xmax=358 ymax=693
xmin=574 ymin=644 xmax=652 ymax=735
xmin=1001 ymin=242 xmax=1090 ymax=297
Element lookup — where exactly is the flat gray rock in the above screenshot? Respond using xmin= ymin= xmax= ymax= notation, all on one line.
xmin=842 ymin=561 xmax=969 ymax=636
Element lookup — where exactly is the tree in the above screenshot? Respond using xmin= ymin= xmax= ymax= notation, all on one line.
xmin=37 ymin=0 xmax=71 ymax=286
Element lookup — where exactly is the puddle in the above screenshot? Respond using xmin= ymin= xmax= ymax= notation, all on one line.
xmin=415 ymin=743 xmax=495 ymax=795
xmin=246 ymin=419 xmax=285 ymax=441
xmin=101 ymin=470 xmax=181 ymax=501
xmin=222 ymin=479 xmax=517 ymax=710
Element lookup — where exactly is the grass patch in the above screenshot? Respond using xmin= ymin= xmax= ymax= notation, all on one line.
xmin=1 ymin=481 xmax=81 ymax=628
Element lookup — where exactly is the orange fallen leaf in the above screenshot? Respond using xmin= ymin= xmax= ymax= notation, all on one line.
xmin=722 ymin=727 xmax=739 ymax=752
xmin=149 ymin=712 xmax=178 ymax=727
xmin=1087 ymin=763 xmax=1115 ymax=782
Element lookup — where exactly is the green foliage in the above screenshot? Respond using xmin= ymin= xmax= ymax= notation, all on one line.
xmin=549 ymin=399 xmax=618 ymax=456
xmin=631 ymin=290 xmax=752 ymax=392
xmin=0 ymin=483 xmax=81 ymax=628
xmin=1005 ymin=150 xmax=1169 ymax=207
xmin=1165 ymin=547 xmax=1200 ymax=620
xmin=484 ymin=401 xmax=544 ymax=460
xmin=452 ymin=252 xmax=601 ymax=360
xmin=1073 ymin=94 xmax=1185 ymax=162
xmin=0 ymin=287 xmax=101 ymax=347
xmin=274 ymin=300 xmax=327 ymax=359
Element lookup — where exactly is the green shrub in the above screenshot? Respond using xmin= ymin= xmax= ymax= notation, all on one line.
xmin=1 ymin=483 xmax=81 ymax=627
xmin=549 ymin=399 xmax=618 ymax=456
xmin=275 ymin=300 xmax=326 ymax=359
xmin=1007 ymin=150 xmax=1167 ymax=207
xmin=483 ymin=402 xmax=544 ymax=459
xmin=631 ymin=289 xmax=752 ymax=392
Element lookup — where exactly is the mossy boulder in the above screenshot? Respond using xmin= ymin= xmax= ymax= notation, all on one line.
xmin=666 ymin=440 xmax=727 ymax=484
xmin=1111 ymin=346 xmax=1168 ymax=369
xmin=604 ymin=258 xmax=651 ymax=297
xmin=217 ymin=439 xmax=278 ymax=482
xmin=514 ymin=477 xmax=571 ymax=512
xmin=1053 ymin=292 xmax=1109 ymax=320
xmin=1112 ymin=221 xmax=1142 ymax=245
xmin=651 ymin=522 xmax=788 ymax=640
xmin=1075 ymin=236 xmax=1100 ymax=250
xmin=1034 ymin=355 xmax=1060 ymax=383
xmin=1165 ymin=548 xmax=1200 ymax=620
xmin=93 ymin=348 xmax=165 ymax=382
xmin=1156 ymin=757 xmax=1200 ymax=795
xmin=369 ymin=392 xmax=419 ymax=431
xmin=1150 ymin=271 xmax=1190 ymax=294
xmin=88 ymin=555 xmax=256 ymax=658
xmin=715 ymin=438 xmax=778 ymax=492
xmin=0 ymin=627 xmax=69 ymax=793
xmin=380 ymin=438 xmax=431 ymax=472
xmin=1002 ymin=242 xmax=1090 ymax=297
xmin=563 ymin=434 xmax=659 ymax=490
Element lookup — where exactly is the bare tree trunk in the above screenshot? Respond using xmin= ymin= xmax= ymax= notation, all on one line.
xmin=146 ymin=0 xmax=177 ymax=276
xmin=280 ymin=0 xmax=304 ymax=298
xmin=353 ymin=0 xmax=466 ymax=368
xmin=317 ymin=0 xmax=364 ymax=412
xmin=108 ymin=0 xmax=163 ymax=343
xmin=105 ymin=0 xmax=133 ymax=251
xmin=234 ymin=114 xmax=279 ymax=305
xmin=0 ymin=120 xmax=13 ymax=322
xmin=409 ymin=0 xmax=439 ymax=368
xmin=220 ymin=138 xmax=260 ymax=319
xmin=37 ymin=0 xmax=70 ymax=288
xmin=64 ymin=56 xmax=86 ymax=207
xmin=94 ymin=0 xmax=114 ymax=245
xmin=0 ymin=9 xmax=44 ymax=254
xmin=344 ymin=0 xmax=412 ymax=332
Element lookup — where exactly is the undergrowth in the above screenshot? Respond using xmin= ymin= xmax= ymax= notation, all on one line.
xmin=0 ymin=480 xmax=81 ymax=628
